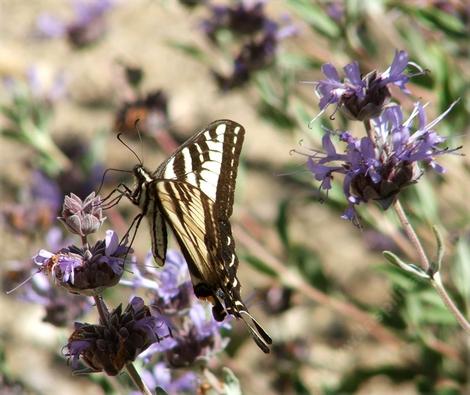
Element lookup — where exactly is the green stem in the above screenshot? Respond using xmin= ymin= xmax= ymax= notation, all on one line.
xmin=431 ymin=273 xmax=470 ymax=333
xmin=393 ymin=199 xmax=430 ymax=272
xmin=392 ymin=199 xmax=470 ymax=334
xmin=125 ymin=363 xmax=153 ymax=395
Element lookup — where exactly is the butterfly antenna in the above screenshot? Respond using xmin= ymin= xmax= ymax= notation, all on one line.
xmin=117 ymin=132 xmax=142 ymax=165
xmin=134 ymin=119 xmax=145 ymax=164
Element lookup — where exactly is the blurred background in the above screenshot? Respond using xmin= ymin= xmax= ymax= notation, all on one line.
xmin=0 ymin=1 xmax=469 ymax=394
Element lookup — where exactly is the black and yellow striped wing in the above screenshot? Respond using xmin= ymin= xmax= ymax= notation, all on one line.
xmin=132 ymin=120 xmax=271 ymax=352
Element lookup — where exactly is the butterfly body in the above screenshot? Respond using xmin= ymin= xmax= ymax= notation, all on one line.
xmin=127 ymin=120 xmax=272 ymax=353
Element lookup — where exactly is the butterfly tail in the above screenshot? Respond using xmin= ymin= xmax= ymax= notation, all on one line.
xmin=234 ymin=301 xmax=272 ymax=353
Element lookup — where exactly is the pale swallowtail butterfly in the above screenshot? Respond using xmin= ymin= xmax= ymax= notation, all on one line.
xmin=125 ymin=119 xmax=272 ymax=353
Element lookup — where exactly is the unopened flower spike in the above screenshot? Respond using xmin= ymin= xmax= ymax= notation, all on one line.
xmin=58 ymin=192 xmax=106 ymax=237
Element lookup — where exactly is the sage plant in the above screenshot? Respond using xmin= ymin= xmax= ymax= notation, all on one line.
xmin=303 ymin=50 xmax=469 ymax=334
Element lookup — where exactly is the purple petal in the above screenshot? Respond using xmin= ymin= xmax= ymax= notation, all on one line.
xmin=322 ymin=133 xmax=337 ymax=156
xmin=429 ymin=161 xmax=446 ymax=173
xmin=105 ymin=230 xmax=119 ymax=256
xmin=33 ymin=249 xmax=54 ymax=266
xmin=344 ymin=62 xmax=362 ymax=86
xmin=389 ymin=50 xmax=408 ymax=78
xmin=36 ymin=13 xmax=66 ymax=37
xmin=321 ymin=63 xmax=340 ymax=81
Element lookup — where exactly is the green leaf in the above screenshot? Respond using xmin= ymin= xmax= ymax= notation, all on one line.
xmin=383 ymin=251 xmax=430 ymax=279
xmin=414 ymin=7 xmax=467 ymax=38
xmin=376 ymin=264 xmax=423 ymax=290
xmin=243 ymin=255 xmax=278 ymax=278
xmin=257 ymin=102 xmax=296 ymax=130
xmin=453 ymin=237 xmax=470 ymax=314
xmin=276 ymin=199 xmax=290 ymax=248
xmin=165 ymin=40 xmax=208 ymax=62
xmin=0 ymin=105 xmax=21 ymax=124
xmin=288 ymin=244 xmax=330 ymax=291
xmin=287 ymin=0 xmax=341 ymax=38
xmin=277 ymin=52 xmax=322 ymax=70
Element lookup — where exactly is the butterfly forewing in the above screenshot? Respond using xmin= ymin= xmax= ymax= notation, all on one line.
xmin=155 ymin=120 xmax=244 ymax=208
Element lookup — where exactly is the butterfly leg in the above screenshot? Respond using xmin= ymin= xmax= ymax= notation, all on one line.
xmin=119 ymin=213 xmax=145 ymax=264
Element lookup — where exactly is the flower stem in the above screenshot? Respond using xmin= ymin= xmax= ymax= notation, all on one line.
xmin=431 ymin=273 xmax=470 ymax=333
xmin=93 ymin=296 xmax=153 ymax=394
xmin=81 ymin=235 xmax=90 ymax=252
xmin=125 ymin=363 xmax=153 ymax=395
xmin=364 ymin=119 xmax=375 ymax=143
xmin=392 ymin=199 xmax=430 ymax=272
xmin=93 ymin=295 xmax=109 ymax=323
xmin=392 ymin=199 xmax=470 ymax=334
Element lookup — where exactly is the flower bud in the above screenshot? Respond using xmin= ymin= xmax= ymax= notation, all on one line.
xmin=59 ymin=192 xmax=106 ymax=236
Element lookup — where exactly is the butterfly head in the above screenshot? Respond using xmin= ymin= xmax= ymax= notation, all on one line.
xmin=129 ymin=164 xmax=154 ymax=207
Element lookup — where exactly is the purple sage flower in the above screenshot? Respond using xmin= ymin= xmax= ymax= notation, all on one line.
xmin=213 ymin=23 xmax=296 ymax=90
xmin=36 ymin=0 xmax=115 ymax=48
xmin=312 ymin=50 xmax=423 ymax=121
xmin=306 ymin=101 xmax=460 ymax=222
xmin=202 ymin=1 xmax=296 ymax=90
xmin=202 ymin=1 xmax=272 ymax=39
xmin=34 ymin=229 xmax=128 ymax=295
xmin=66 ymin=297 xmax=161 ymax=375
xmin=325 ymin=1 xmax=345 ymax=22
xmin=3 ymin=228 xmax=92 ymax=327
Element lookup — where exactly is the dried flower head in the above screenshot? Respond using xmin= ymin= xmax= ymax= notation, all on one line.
xmin=306 ymin=101 xmax=460 ymax=221
xmin=312 ymin=50 xmax=423 ymax=121
xmin=58 ymin=192 xmax=105 ymax=236
xmin=34 ymin=230 xmax=128 ymax=295
xmin=66 ymin=297 xmax=161 ymax=375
